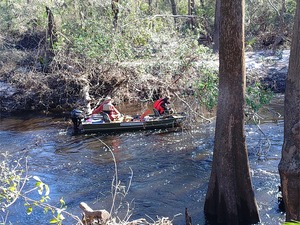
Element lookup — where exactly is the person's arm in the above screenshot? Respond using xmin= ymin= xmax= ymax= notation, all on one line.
xmin=161 ymin=102 xmax=169 ymax=110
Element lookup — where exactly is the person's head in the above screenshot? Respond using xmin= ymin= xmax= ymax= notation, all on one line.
xmin=105 ymin=96 xmax=112 ymax=102
xmin=164 ymin=96 xmax=171 ymax=102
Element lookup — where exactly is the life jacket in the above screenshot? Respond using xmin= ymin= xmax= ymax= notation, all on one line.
xmin=153 ymin=98 xmax=165 ymax=114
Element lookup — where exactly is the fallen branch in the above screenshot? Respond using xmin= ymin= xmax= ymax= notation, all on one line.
xmin=80 ymin=202 xmax=110 ymax=225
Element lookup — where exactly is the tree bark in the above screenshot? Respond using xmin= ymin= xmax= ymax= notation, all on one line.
xmin=46 ymin=6 xmax=57 ymax=51
xmin=112 ymin=0 xmax=119 ymax=28
xmin=204 ymin=0 xmax=260 ymax=224
xmin=213 ymin=0 xmax=221 ymax=53
xmin=278 ymin=0 xmax=300 ymax=221
xmin=44 ymin=6 xmax=57 ymax=72
xmin=170 ymin=0 xmax=178 ymax=26
xmin=188 ymin=0 xmax=196 ymax=29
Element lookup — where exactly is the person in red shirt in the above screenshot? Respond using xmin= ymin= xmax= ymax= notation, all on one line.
xmin=153 ymin=96 xmax=171 ymax=115
xmin=92 ymin=96 xmax=121 ymax=121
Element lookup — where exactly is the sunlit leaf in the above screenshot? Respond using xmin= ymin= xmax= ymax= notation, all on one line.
xmin=44 ymin=207 xmax=49 ymax=214
xmin=26 ymin=207 xmax=33 ymax=215
xmin=35 ymin=181 xmax=42 ymax=187
xmin=59 ymin=197 xmax=65 ymax=206
xmin=49 ymin=218 xmax=59 ymax=224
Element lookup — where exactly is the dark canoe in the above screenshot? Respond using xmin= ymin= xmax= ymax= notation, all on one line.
xmin=71 ymin=110 xmax=186 ymax=134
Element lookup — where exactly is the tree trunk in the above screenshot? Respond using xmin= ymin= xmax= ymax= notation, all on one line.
xmin=204 ymin=0 xmax=260 ymax=224
xmin=46 ymin=6 xmax=57 ymax=51
xmin=278 ymin=0 xmax=300 ymax=221
xmin=188 ymin=0 xmax=196 ymax=29
xmin=200 ymin=0 xmax=204 ymax=8
xmin=112 ymin=0 xmax=119 ymax=28
xmin=148 ymin=0 xmax=152 ymax=13
xmin=213 ymin=0 xmax=221 ymax=53
xmin=170 ymin=0 xmax=178 ymax=26
xmin=44 ymin=6 xmax=57 ymax=72
xmin=279 ymin=0 xmax=286 ymax=33
xmin=272 ymin=0 xmax=287 ymax=51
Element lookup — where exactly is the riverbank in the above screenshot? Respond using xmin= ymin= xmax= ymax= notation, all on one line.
xmin=0 ymin=39 xmax=289 ymax=116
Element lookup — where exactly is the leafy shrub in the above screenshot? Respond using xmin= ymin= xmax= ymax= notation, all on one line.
xmin=0 ymin=152 xmax=81 ymax=225
xmin=246 ymin=82 xmax=273 ymax=113
xmin=194 ymin=67 xmax=273 ymax=114
xmin=194 ymin=66 xmax=219 ymax=111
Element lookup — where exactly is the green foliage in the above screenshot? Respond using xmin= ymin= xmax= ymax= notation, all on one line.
xmin=0 ymin=153 xmax=78 ymax=225
xmin=0 ymin=0 xmax=295 ymax=65
xmin=246 ymin=37 xmax=257 ymax=49
xmin=194 ymin=69 xmax=273 ymax=114
xmin=194 ymin=66 xmax=219 ymax=111
xmin=245 ymin=0 xmax=296 ymax=48
xmin=283 ymin=222 xmax=300 ymax=224
xmin=246 ymin=82 xmax=273 ymax=113
xmin=0 ymin=0 xmax=46 ymax=33
xmin=0 ymin=152 xmax=25 ymax=212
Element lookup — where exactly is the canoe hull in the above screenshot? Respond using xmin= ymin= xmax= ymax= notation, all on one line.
xmin=73 ymin=114 xmax=186 ymax=134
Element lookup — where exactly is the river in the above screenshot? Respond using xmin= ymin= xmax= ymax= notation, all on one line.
xmin=0 ymin=97 xmax=286 ymax=225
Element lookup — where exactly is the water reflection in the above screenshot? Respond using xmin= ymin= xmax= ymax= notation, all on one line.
xmin=0 ymin=108 xmax=285 ymax=224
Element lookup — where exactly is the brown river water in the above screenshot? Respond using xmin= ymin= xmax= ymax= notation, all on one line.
xmin=0 ymin=96 xmax=286 ymax=225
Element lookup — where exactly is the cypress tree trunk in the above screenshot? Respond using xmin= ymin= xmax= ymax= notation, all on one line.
xmin=278 ymin=0 xmax=300 ymax=221
xmin=204 ymin=0 xmax=260 ymax=224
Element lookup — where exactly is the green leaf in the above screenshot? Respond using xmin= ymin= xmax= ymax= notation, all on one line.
xmin=44 ymin=207 xmax=49 ymax=214
xmin=59 ymin=197 xmax=65 ymax=206
xmin=49 ymin=218 xmax=59 ymax=224
xmin=35 ymin=181 xmax=42 ymax=187
xmin=26 ymin=207 xmax=33 ymax=215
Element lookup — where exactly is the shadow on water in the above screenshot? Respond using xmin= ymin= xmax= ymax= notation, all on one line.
xmin=0 ymin=99 xmax=286 ymax=224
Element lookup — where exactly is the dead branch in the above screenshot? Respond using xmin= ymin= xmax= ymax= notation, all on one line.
xmin=185 ymin=208 xmax=192 ymax=225
xmin=173 ymin=93 xmax=212 ymax=123
xmin=152 ymin=15 xmax=198 ymax=18
xmin=80 ymin=202 xmax=110 ymax=225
